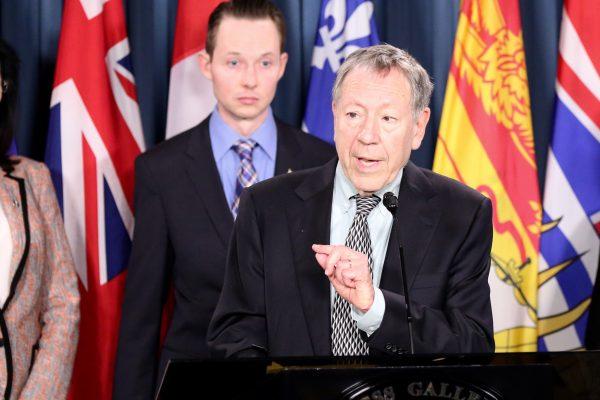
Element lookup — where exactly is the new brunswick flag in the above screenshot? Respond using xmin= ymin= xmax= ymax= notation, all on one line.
xmin=433 ymin=0 xmax=541 ymax=351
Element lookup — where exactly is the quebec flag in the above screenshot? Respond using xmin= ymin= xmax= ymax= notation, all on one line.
xmin=537 ymin=0 xmax=600 ymax=351
xmin=303 ymin=0 xmax=379 ymax=143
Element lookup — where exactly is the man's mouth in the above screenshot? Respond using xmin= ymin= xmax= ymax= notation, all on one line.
xmin=238 ymin=96 xmax=259 ymax=105
xmin=355 ymin=156 xmax=381 ymax=169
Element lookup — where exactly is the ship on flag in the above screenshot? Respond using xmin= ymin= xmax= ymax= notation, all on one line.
xmin=537 ymin=0 xmax=600 ymax=351
xmin=433 ymin=0 xmax=541 ymax=351
xmin=44 ymin=0 xmax=144 ymax=399
xmin=303 ymin=0 xmax=379 ymax=143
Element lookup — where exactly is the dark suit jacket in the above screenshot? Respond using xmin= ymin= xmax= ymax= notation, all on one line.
xmin=208 ymin=158 xmax=494 ymax=357
xmin=113 ymin=117 xmax=335 ymax=400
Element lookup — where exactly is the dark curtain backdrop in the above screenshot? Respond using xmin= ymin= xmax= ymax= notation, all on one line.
xmin=4 ymin=0 xmax=597 ymax=345
xmin=0 ymin=0 xmax=561 ymax=187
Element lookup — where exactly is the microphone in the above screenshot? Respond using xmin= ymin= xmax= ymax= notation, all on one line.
xmin=383 ymin=192 xmax=415 ymax=355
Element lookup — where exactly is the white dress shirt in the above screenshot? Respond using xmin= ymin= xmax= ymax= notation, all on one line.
xmin=0 ymin=202 xmax=13 ymax=307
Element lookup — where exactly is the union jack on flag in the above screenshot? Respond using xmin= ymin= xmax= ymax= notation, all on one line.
xmin=537 ymin=0 xmax=600 ymax=351
xmin=44 ymin=1 xmax=144 ymax=399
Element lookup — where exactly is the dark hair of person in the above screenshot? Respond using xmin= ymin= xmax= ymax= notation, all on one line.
xmin=206 ymin=0 xmax=287 ymax=57
xmin=0 ymin=39 xmax=20 ymax=174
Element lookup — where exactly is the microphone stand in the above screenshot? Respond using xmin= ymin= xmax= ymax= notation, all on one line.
xmin=383 ymin=192 xmax=415 ymax=355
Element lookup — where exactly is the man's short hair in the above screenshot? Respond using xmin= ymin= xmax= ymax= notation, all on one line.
xmin=332 ymin=44 xmax=434 ymax=120
xmin=206 ymin=0 xmax=287 ymax=57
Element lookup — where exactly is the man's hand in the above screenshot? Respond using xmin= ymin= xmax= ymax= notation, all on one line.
xmin=312 ymin=244 xmax=374 ymax=313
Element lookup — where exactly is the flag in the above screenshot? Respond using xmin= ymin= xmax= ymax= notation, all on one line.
xmin=537 ymin=0 xmax=600 ymax=351
xmin=303 ymin=0 xmax=379 ymax=143
xmin=165 ymin=0 xmax=222 ymax=139
xmin=44 ymin=1 xmax=144 ymax=399
xmin=433 ymin=0 xmax=541 ymax=352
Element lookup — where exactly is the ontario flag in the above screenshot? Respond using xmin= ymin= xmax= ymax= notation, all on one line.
xmin=537 ymin=0 xmax=600 ymax=351
xmin=433 ymin=0 xmax=541 ymax=351
xmin=165 ymin=0 xmax=223 ymax=139
xmin=44 ymin=1 xmax=144 ymax=399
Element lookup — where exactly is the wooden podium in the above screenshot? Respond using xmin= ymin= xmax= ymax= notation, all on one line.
xmin=157 ymin=352 xmax=600 ymax=399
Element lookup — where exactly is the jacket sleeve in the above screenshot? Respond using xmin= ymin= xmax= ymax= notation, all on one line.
xmin=113 ymin=156 xmax=172 ymax=400
xmin=207 ymin=190 xmax=268 ymax=358
xmin=366 ymin=197 xmax=495 ymax=354
xmin=19 ymin=164 xmax=80 ymax=400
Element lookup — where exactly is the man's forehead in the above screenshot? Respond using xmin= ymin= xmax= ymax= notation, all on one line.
xmin=345 ymin=66 xmax=406 ymax=85
xmin=223 ymin=51 xmax=276 ymax=57
xmin=339 ymin=67 xmax=410 ymax=99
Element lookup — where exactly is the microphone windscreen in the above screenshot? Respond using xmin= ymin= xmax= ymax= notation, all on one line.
xmin=382 ymin=192 xmax=398 ymax=213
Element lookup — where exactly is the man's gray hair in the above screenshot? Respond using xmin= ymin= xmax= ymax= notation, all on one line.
xmin=332 ymin=44 xmax=434 ymax=120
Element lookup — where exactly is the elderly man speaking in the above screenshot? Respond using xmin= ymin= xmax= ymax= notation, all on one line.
xmin=208 ymin=44 xmax=494 ymax=357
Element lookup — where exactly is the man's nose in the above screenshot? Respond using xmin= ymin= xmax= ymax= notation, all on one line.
xmin=242 ymin=64 xmax=258 ymax=88
xmin=357 ymin=116 xmax=380 ymax=144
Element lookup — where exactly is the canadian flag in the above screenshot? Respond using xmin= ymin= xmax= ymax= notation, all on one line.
xmin=165 ymin=0 xmax=223 ymax=139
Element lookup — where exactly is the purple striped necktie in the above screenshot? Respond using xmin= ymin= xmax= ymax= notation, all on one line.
xmin=231 ymin=139 xmax=258 ymax=217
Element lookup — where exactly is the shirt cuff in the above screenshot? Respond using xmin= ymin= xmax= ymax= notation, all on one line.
xmin=351 ymin=288 xmax=385 ymax=336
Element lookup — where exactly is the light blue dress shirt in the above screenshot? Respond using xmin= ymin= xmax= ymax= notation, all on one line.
xmin=329 ymin=162 xmax=403 ymax=336
xmin=209 ymin=107 xmax=277 ymax=213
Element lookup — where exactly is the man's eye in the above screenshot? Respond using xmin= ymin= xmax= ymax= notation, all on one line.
xmin=382 ymin=115 xmax=396 ymax=122
xmin=261 ymin=60 xmax=272 ymax=67
xmin=347 ymin=112 xmax=358 ymax=118
xmin=228 ymin=60 xmax=239 ymax=67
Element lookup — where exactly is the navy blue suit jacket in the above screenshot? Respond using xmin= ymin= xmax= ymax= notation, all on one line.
xmin=113 ymin=117 xmax=335 ymax=400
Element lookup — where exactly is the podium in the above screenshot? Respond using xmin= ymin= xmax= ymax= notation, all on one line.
xmin=157 ymin=352 xmax=600 ymax=399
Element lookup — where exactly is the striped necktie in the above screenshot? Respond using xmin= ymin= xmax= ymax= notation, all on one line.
xmin=231 ymin=139 xmax=258 ymax=217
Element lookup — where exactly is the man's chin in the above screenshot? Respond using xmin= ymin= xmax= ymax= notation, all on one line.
xmin=229 ymin=104 xmax=268 ymax=121
xmin=350 ymin=176 xmax=386 ymax=196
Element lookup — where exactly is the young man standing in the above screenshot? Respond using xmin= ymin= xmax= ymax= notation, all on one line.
xmin=113 ymin=1 xmax=334 ymax=398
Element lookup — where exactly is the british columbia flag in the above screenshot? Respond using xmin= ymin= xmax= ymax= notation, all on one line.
xmin=537 ymin=0 xmax=600 ymax=351
xmin=44 ymin=1 xmax=144 ymax=399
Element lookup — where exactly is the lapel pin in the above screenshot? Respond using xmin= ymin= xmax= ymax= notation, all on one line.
xmin=287 ymin=168 xmax=293 ymax=174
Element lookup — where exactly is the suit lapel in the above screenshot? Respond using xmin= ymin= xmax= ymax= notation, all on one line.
xmin=288 ymin=159 xmax=337 ymax=355
xmin=0 ymin=173 xmax=26 ymax=289
xmin=184 ymin=119 xmax=301 ymax=245
xmin=381 ymin=162 xmax=441 ymax=292
xmin=184 ymin=120 xmax=233 ymax=246
xmin=274 ymin=119 xmax=303 ymax=175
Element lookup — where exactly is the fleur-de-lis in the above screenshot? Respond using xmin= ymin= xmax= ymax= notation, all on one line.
xmin=311 ymin=0 xmax=375 ymax=72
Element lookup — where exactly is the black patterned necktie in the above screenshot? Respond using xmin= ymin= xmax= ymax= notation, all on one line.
xmin=331 ymin=194 xmax=381 ymax=356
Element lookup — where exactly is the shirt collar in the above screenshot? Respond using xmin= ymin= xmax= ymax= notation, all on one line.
xmin=334 ymin=161 xmax=404 ymax=213
xmin=209 ymin=106 xmax=277 ymax=161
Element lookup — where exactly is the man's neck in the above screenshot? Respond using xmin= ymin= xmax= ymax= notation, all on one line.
xmin=216 ymin=105 xmax=269 ymax=137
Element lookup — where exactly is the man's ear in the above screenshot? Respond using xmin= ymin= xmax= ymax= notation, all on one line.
xmin=411 ymin=107 xmax=430 ymax=150
xmin=198 ymin=49 xmax=213 ymax=80
xmin=277 ymin=52 xmax=289 ymax=81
